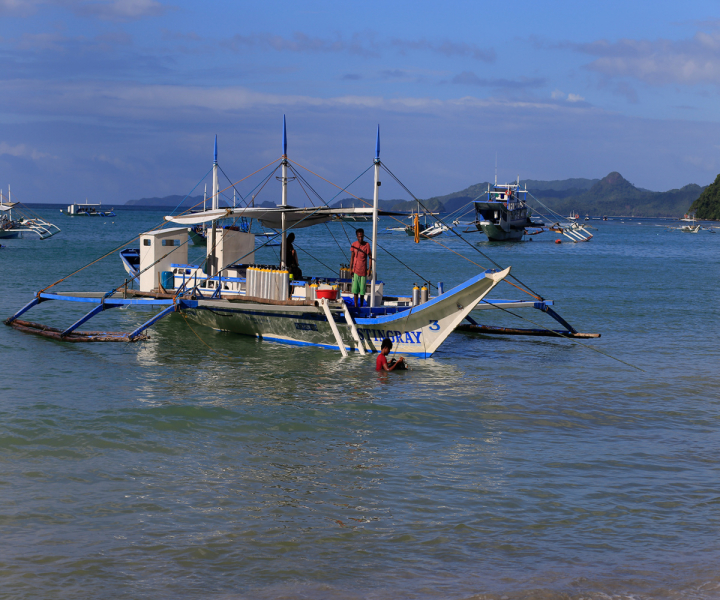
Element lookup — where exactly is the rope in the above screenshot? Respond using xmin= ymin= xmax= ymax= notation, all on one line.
xmin=380 ymin=163 xmax=546 ymax=301
xmin=168 ymin=167 xmax=213 ymax=215
xmin=475 ymin=299 xmax=644 ymax=372
xmin=39 ymin=158 xmax=283 ymax=293
xmin=180 ymin=311 xmax=231 ymax=357
xmin=289 ymin=164 xmax=349 ymax=261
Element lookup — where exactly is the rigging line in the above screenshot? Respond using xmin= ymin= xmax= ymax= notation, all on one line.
xmin=289 ymin=166 xmax=349 ymax=261
xmin=38 ymin=162 xmax=285 ymax=294
xmin=288 ymin=159 xmax=374 ymax=206
xmin=169 ymin=166 xmax=213 ymax=216
xmin=290 ymin=158 xmax=497 ymax=277
xmin=380 ymin=163 xmax=546 ymax=302
xmin=476 ymin=299 xmax=644 ymax=372
xmin=208 ymin=157 xmax=283 ymax=210
xmin=219 ymin=164 xmax=248 ymax=205
xmin=288 ymin=159 xmax=478 ymax=288
xmin=286 ymin=163 xmax=357 ymax=246
xmin=228 ymin=164 xmax=283 ymax=230
xmin=294 ymin=243 xmax=337 ymax=273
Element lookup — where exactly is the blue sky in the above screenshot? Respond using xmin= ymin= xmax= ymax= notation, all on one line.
xmin=2 ymin=0 xmax=720 ymax=204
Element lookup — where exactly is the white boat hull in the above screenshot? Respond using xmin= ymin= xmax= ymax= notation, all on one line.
xmin=182 ymin=268 xmax=509 ymax=357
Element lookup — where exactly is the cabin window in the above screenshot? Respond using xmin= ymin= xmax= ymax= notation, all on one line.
xmin=162 ymin=239 xmax=179 ymax=247
xmin=143 ymin=239 xmax=151 ymax=246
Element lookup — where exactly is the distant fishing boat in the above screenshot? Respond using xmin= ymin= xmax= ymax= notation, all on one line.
xmin=6 ymin=121 xmax=599 ymax=354
xmin=0 ymin=186 xmax=60 ymax=240
xmin=62 ymin=200 xmax=116 ymax=217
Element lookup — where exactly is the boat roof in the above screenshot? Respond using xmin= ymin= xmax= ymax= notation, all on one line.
xmin=165 ymin=206 xmax=407 ymax=229
xmin=141 ymin=227 xmax=190 ymax=237
xmin=0 ymin=202 xmax=18 ymax=211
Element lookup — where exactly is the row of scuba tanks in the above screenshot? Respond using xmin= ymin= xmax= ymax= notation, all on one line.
xmin=246 ymin=265 xmax=290 ymax=300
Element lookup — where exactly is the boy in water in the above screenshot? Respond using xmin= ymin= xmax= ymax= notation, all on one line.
xmin=376 ymin=338 xmax=407 ymax=372
xmin=350 ymin=228 xmax=371 ymax=307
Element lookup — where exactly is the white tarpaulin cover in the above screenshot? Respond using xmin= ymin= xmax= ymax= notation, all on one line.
xmin=164 ymin=206 xmax=406 ymax=229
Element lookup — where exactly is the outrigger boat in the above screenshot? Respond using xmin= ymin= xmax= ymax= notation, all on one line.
xmin=62 ymin=200 xmax=116 ymax=217
xmin=0 ymin=186 xmax=61 ymax=240
xmin=5 ymin=122 xmax=598 ymax=355
xmin=470 ymin=179 xmax=544 ymax=241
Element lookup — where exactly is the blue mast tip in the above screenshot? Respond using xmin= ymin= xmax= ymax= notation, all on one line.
xmin=375 ymin=125 xmax=380 ymax=160
xmin=283 ymin=115 xmax=287 ymax=157
xmin=214 ymin=135 xmax=217 ymax=164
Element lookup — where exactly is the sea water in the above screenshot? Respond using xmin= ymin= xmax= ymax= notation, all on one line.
xmin=0 ymin=209 xmax=719 ymax=599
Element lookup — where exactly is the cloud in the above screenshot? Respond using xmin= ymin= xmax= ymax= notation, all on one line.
xmin=0 ymin=0 xmax=41 ymax=16
xmin=222 ymin=32 xmax=380 ymax=58
xmin=221 ymin=32 xmax=495 ymax=63
xmin=341 ymin=73 xmax=362 ymax=81
xmin=0 ymin=141 xmax=54 ymax=160
xmin=550 ymin=89 xmax=588 ymax=103
xmin=72 ymin=0 xmax=171 ymax=21
xmin=452 ymin=71 xmax=545 ymax=88
xmin=391 ymin=38 xmax=495 ymax=62
xmin=566 ymin=30 xmax=720 ymax=85
xmin=0 ymin=0 xmax=171 ymax=20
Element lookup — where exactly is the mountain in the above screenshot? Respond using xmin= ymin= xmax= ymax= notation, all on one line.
xmin=689 ymin=174 xmax=720 ymax=220
xmin=125 ymin=194 xmax=204 ymax=208
xmin=124 ymin=195 xmax=275 ymax=209
xmin=426 ymin=173 xmax=702 ymax=218
xmin=537 ymin=172 xmax=704 ymax=217
xmin=331 ymin=197 xmax=445 ymax=213
xmin=125 ymin=173 xmax=705 ymax=218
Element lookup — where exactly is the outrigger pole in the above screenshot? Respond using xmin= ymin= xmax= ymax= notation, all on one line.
xmin=370 ymin=125 xmax=380 ymax=308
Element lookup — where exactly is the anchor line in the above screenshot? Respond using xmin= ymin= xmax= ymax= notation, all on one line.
xmin=380 ymin=163 xmax=546 ymax=302
xmin=477 ymin=299 xmax=644 ymax=372
xmin=179 ymin=311 xmax=231 ymax=357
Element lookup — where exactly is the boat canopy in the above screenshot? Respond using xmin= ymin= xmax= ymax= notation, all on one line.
xmin=0 ymin=202 xmax=18 ymax=211
xmin=165 ymin=206 xmax=407 ymax=229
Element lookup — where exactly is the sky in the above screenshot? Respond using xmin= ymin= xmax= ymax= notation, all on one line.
xmin=2 ymin=0 xmax=720 ymax=204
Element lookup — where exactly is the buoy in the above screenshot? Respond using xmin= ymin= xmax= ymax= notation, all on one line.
xmin=555 ymin=239 xmax=562 ymax=244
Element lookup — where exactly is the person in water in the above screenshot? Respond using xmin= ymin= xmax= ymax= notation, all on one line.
xmin=350 ymin=228 xmax=371 ymax=307
xmin=376 ymin=338 xmax=406 ymax=372
xmin=285 ymin=232 xmax=302 ymax=285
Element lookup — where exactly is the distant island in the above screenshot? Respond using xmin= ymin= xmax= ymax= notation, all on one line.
xmin=125 ymin=171 xmax=709 ymax=218
xmin=330 ymin=172 xmax=705 ymax=218
xmin=688 ymin=174 xmax=720 ymax=220
xmin=125 ymin=194 xmax=275 ymax=210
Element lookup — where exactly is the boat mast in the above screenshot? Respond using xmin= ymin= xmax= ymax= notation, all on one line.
xmin=212 ymin=135 xmax=219 ymax=211
xmin=208 ymin=136 xmax=219 ymax=276
xmin=280 ymin=115 xmax=288 ymax=268
xmin=370 ymin=125 xmax=380 ymax=308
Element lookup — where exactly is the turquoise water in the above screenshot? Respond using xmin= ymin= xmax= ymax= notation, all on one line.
xmin=1 ymin=209 xmax=719 ymax=599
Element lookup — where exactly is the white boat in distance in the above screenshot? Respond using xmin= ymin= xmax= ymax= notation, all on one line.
xmin=0 ymin=187 xmax=61 ymax=240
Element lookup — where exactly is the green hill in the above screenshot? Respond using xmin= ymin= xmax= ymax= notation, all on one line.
xmin=427 ymin=172 xmax=702 ymax=218
xmin=689 ymin=174 xmax=720 ymax=220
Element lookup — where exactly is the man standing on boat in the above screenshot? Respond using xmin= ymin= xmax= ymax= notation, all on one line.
xmin=350 ymin=228 xmax=371 ymax=308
